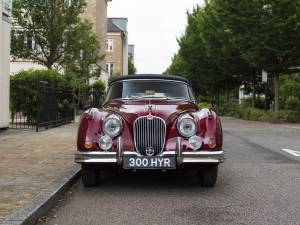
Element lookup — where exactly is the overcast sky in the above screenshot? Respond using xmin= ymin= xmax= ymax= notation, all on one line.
xmin=108 ymin=0 xmax=204 ymax=74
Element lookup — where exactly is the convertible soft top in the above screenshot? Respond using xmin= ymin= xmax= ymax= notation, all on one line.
xmin=108 ymin=74 xmax=190 ymax=86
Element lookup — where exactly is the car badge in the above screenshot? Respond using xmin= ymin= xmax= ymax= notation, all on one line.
xmin=147 ymin=114 xmax=153 ymax=120
xmin=146 ymin=147 xmax=155 ymax=156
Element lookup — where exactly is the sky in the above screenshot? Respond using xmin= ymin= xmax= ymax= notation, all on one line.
xmin=108 ymin=0 xmax=204 ymax=74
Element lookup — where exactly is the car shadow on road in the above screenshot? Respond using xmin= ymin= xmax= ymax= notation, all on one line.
xmin=81 ymin=170 xmax=230 ymax=194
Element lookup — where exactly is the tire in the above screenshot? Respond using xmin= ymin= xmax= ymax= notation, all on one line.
xmin=198 ymin=164 xmax=218 ymax=187
xmin=81 ymin=165 xmax=99 ymax=187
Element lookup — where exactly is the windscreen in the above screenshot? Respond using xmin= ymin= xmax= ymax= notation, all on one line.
xmin=106 ymin=80 xmax=192 ymax=101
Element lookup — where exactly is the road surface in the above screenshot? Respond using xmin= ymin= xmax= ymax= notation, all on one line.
xmin=37 ymin=117 xmax=300 ymax=225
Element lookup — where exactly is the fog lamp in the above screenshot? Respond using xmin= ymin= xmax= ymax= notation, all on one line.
xmin=99 ymin=135 xmax=113 ymax=151
xmin=208 ymin=138 xmax=217 ymax=149
xmin=189 ymin=136 xmax=203 ymax=151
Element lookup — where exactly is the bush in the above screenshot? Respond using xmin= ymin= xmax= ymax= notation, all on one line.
xmin=241 ymin=96 xmax=265 ymax=109
xmin=285 ymin=96 xmax=300 ymax=111
xmin=91 ymin=80 xmax=105 ymax=93
xmin=216 ymin=102 xmax=300 ymax=123
xmin=10 ymin=69 xmax=70 ymax=120
xmin=198 ymin=102 xmax=212 ymax=109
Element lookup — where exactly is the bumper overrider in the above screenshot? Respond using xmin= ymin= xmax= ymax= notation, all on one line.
xmin=75 ymin=137 xmax=225 ymax=165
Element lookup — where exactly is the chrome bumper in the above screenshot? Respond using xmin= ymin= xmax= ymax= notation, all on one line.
xmin=75 ymin=137 xmax=225 ymax=165
xmin=75 ymin=150 xmax=225 ymax=164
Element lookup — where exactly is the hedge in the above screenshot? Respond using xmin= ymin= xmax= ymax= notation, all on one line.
xmin=10 ymin=70 xmax=71 ymax=121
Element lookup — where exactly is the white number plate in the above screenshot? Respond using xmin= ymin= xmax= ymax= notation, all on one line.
xmin=123 ymin=156 xmax=176 ymax=170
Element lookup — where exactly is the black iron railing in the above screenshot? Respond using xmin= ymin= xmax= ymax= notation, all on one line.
xmin=10 ymin=80 xmax=75 ymax=131
xmin=10 ymin=80 xmax=105 ymax=131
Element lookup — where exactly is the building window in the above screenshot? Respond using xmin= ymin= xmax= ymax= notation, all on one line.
xmin=106 ymin=39 xmax=114 ymax=52
xmin=106 ymin=63 xmax=114 ymax=76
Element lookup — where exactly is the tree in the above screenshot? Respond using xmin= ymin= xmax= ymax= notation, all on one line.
xmin=11 ymin=0 xmax=86 ymax=69
xmin=214 ymin=0 xmax=300 ymax=111
xmin=167 ymin=0 xmax=300 ymax=111
xmin=62 ymin=20 xmax=103 ymax=83
xmin=128 ymin=57 xmax=137 ymax=74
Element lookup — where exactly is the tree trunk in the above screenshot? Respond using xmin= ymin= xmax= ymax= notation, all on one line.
xmin=225 ymin=81 xmax=229 ymax=102
xmin=274 ymin=73 xmax=280 ymax=112
xmin=252 ymin=76 xmax=256 ymax=108
xmin=217 ymin=86 xmax=220 ymax=107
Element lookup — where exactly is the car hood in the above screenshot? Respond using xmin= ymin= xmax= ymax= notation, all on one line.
xmin=102 ymin=99 xmax=198 ymax=127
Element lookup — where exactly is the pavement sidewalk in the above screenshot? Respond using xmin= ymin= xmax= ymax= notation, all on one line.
xmin=0 ymin=123 xmax=79 ymax=220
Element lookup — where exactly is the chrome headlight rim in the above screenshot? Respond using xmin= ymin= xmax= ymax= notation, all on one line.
xmin=102 ymin=114 xmax=123 ymax=138
xmin=177 ymin=114 xmax=197 ymax=138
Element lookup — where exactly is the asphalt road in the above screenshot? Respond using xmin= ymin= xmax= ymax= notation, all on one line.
xmin=37 ymin=117 xmax=300 ymax=225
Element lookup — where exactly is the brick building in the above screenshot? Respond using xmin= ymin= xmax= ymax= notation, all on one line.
xmin=105 ymin=18 xmax=129 ymax=76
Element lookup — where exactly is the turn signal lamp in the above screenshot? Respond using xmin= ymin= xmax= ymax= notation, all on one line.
xmin=84 ymin=142 xmax=93 ymax=149
xmin=208 ymin=138 xmax=217 ymax=149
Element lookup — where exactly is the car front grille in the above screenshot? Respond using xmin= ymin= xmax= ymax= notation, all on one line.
xmin=133 ymin=116 xmax=166 ymax=156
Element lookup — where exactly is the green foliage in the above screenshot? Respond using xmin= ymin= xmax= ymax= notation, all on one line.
xmin=285 ymin=96 xmax=300 ymax=111
xmin=10 ymin=70 xmax=69 ymax=120
xmin=63 ymin=20 xmax=103 ymax=83
xmin=11 ymin=0 xmax=102 ymax=80
xmin=216 ymin=102 xmax=300 ymax=123
xmin=198 ymin=102 xmax=212 ymax=109
xmin=166 ymin=0 xmax=300 ymax=111
xmin=280 ymin=75 xmax=300 ymax=99
xmin=91 ymin=80 xmax=105 ymax=93
xmin=128 ymin=57 xmax=137 ymax=75
xmin=241 ymin=97 xmax=265 ymax=109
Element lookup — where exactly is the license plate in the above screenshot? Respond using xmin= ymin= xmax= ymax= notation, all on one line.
xmin=123 ymin=156 xmax=176 ymax=170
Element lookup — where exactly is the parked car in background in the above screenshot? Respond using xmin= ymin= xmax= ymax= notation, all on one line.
xmin=75 ymin=75 xmax=224 ymax=187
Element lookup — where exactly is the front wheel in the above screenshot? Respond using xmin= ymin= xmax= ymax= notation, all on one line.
xmin=81 ymin=165 xmax=99 ymax=187
xmin=197 ymin=164 xmax=218 ymax=187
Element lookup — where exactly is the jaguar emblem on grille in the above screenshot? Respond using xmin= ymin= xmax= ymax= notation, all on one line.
xmin=145 ymin=147 xmax=155 ymax=156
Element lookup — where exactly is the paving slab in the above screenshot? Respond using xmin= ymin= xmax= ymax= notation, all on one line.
xmin=0 ymin=123 xmax=79 ymax=221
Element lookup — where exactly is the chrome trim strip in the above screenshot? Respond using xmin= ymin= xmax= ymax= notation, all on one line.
xmin=182 ymin=151 xmax=224 ymax=155
xmin=181 ymin=151 xmax=225 ymax=163
xmin=176 ymin=137 xmax=182 ymax=165
xmin=117 ymin=137 xmax=123 ymax=165
xmin=122 ymin=151 xmax=176 ymax=157
xmin=75 ymin=151 xmax=117 ymax=164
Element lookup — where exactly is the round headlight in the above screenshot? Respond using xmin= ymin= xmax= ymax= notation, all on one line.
xmin=103 ymin=115 xmax=122 ymax=138
xmin=177 ymin=116 xmax=197 ymax=137
xmin=189 ymin=136 xmax=203 ymax=151
xmin=99 ymin=135 xmax=113 ymax=151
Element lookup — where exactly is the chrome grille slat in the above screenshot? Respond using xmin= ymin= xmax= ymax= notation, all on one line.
xmin=133 ymin=116 xmax=166 ymax=156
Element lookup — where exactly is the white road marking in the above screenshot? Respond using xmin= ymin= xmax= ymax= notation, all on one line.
xmin=281 ymin=148 xmax=300 ymax=157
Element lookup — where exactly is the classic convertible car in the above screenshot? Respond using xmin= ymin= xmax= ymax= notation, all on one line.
xmin=75 ymin=75 xmax=224 ymax=187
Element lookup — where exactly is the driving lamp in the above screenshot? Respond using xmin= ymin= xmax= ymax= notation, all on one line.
xmin=177 ymin=115 xmax=197 ymax=137
xmin=99 ymin=135 xmax=113 ymax=151
xmin=103 ymin=115 xmax=122 ymax=138
xmin=189 ymin=136 xmax=203 ymax=151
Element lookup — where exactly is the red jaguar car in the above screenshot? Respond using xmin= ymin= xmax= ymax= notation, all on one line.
xmin=75 ymin=75 xmax=224 ymax=187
